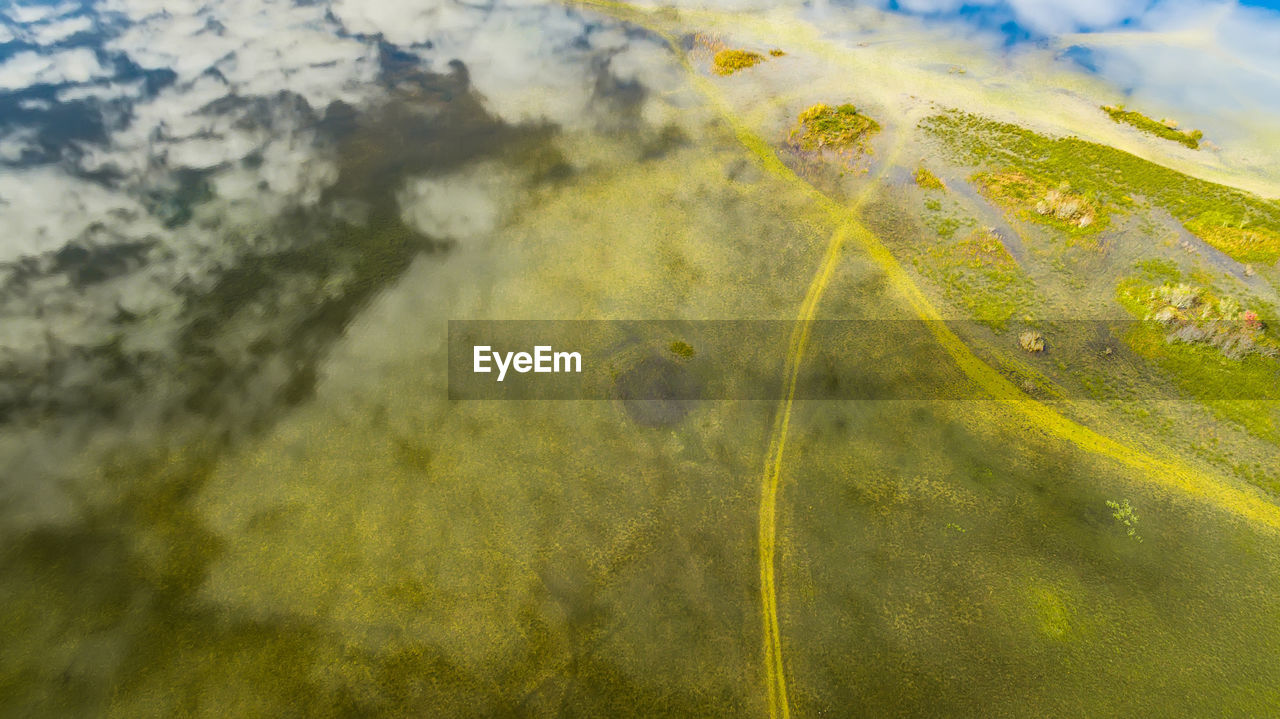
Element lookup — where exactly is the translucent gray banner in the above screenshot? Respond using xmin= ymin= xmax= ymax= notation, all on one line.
xmin=447 ymin=320 xmax=1280 ymax=400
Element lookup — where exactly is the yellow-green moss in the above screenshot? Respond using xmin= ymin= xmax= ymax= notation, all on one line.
xmin=912 ymin=227 xmax=1030 ymax=329
xmin=1028 ymin=584 xmax=1072 ymax=639
xmin=712 ymin=49 xmax=764 ymax=75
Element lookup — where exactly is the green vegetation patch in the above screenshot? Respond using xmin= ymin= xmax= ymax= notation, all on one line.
xmin=712 ymin=49 xmax=765 ymax=75
xmin=1184 ymin=211 xmax=1280 ymax=265
xmin=1129 ymin=281 xmax=1277 ymax=361
xmin=923 ymin=111 xmax=1280 ymax=264
xmin=1134 ymin=257 xmax=1181 ymax=283
xmin=917 ymin=227 xmax=1032 ymax=329
xmin=1115 ymin=274 xmax=1280 ymax=441
xmin=790 ymin=103 xmax=880 ymax=154
xmin=913 ymin=166 xmax=945 ymax=191
xmin=973 ymin=171 xmax=1104 ymax=233
xmin=668 ymin=340 xmax=696 ymax=359
xmin=1106 ymin=499 xmax=1142 ymax=541
xmin=1102 ymin=104 xmax=1203 ymax=150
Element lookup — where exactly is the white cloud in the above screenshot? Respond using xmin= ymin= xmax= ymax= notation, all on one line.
xmin=398 ymin=161 xmax=518 ymax=242
xmin=1004 ymin=0 xmax=1152 ymax=33
xmin=2 ymin=2 xmax=75 ymax=25
xmin=0 ymin=48 xmax=110 ymax=90
xmin=0 ymin=128 xmax=37 ymax=162
xmin=26 ymin=14 xmax=94 ymax=44
xmin=56 ymin=79 xmax=148 ymax=102
xmin=104 ymin=0 xmax=381 ymax=110
xmin=0 ymin=168 xmax=156 ymax=259
xmin=328 ymin=0 xmax=629 ymax=127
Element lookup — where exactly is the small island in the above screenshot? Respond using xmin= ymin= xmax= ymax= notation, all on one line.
xmin=1102 ymin=104 xmax=1203 ymax=149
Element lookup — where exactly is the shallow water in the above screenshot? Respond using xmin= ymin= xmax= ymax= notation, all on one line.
xmin=3 ymin=1 xmax=1280 ymax=717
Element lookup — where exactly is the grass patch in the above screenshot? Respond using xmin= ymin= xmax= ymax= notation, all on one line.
xmin=668 ymin=340 xmax=696 ymax=359
xmin=920 ymin=227 xmax=1031 ymax=329
xmin=1135 ymin=258 xmax=1181 ymax=283
xmin=1123 ymin=279 xmax=1277 ymax=360
xmin=1102 ymin=105 xmax=1202 ymax=150
xmin=923 ymin=110 xmax=1280 ymax=264
xmin=973 ymin=171 xmax=1105 ymax=233
xmin=790 ymin=103 xmax=880 ymax=154
xmin=914 ymin=166 xmax=945 ymax=191
xmin=932 ymin=216 xmax=963 ymax=239
xmin=1184 ymin=211 xmax=1280 ymax=264
xmin=712 ymin=49 xmax=765 ymax=75
xmin=1114 ymin=275 xmax=1280 ymax=442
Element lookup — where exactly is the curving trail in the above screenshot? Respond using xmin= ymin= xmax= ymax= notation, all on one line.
xmin=567 ymin=2 xmax=1280 ymax=717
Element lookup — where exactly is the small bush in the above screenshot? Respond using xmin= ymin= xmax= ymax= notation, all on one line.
xmin=1034 ymin=184 xmax=1096 ymax=228
xmin=1142 ymin=282 xmax=1277 ymax=360
xmin=1105 ymin=499 xmax=1142 ymax=541
xmin=668 ymin=340 xmax=696 ymax=359
xmin=1019 ymin=331 xmax=1045 ymax=353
